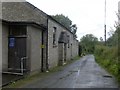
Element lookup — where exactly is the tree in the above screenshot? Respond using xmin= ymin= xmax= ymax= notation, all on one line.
xmin=51 ymin=14 xmax=72 ymax=30
xmin=100 ymin=37 xmax=103 ymax=42
xmin=80 ymin=34 xmax=98 ymax=54
xmin=106 ymin=28 xmax=118 ymax=46
xmin=71 ymin=24 xmax=77 ymax=34
xmin=51 ymin=14 xmax=77 ymax=35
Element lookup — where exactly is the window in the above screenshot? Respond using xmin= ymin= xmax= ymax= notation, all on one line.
xmin=9 ymin=25 xmax=26 ymax=36
xmin=53 ymin=27 xmax=57 ymax=47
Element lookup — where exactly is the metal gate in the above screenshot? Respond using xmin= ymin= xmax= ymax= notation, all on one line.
xmin=8 ymin=37 xmax=27 ymax=74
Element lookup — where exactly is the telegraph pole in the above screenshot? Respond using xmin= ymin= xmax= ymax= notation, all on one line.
xmin=104 ymin=0 xmax=107 ymax=45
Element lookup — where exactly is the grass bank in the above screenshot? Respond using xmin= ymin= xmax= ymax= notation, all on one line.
xmin=94 ymin=45 xmax=120 ymax=85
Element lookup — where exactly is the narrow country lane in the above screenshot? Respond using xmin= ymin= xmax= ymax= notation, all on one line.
xmin=21 ymin=55 xmax=118 ymax=88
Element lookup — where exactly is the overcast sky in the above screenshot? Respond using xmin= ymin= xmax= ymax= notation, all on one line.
xmin=26 ymin=0 xmax=119 ymax=40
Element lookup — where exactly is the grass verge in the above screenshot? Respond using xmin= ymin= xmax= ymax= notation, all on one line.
xmin=95 ymin=55 xmax=120 ymax=86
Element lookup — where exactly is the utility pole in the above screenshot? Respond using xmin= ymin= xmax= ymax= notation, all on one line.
xmin=104 ymin=0 xmax=107 ymax=45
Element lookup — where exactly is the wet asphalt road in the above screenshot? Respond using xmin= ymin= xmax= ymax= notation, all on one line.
xmin=21 ymin=55 xmax=118 ymax=88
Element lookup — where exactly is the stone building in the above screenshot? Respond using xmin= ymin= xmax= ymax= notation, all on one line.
xmin=1 ymin=1 xmax=79 ymax=75
xmin=47 ymin=17 xmax=79 ymax=68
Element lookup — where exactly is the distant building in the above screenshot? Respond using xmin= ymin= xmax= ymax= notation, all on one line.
xmin=1 ymin=1 xmax=79 ymax=75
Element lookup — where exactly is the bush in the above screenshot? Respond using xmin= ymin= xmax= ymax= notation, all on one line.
xmin=94 ymin=45 xmax=119 ymax=84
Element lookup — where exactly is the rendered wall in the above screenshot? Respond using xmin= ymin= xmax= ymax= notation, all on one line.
xmin=27 ymin=26 xmax=42 ymax=73
xmin=2 ymin=23 xmax=8 ymax=71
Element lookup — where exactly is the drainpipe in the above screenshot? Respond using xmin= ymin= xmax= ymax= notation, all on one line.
xmin=46 ymin=18 xmax=49 ymax=71
xmin=41 ymin=30 xmax=44 ymax=72
xmin=0 ymin=18 xmax=2 ymax=87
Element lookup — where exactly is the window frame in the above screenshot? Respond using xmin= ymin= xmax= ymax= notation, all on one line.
xmin=53 ymin=27 xmax=57 ymax=47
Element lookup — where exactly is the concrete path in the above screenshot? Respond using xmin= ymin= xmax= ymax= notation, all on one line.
xmin=2 ymin=74 xmax=23 ymax=86
xmin=21 ymin=55 xmax=118 ymax=88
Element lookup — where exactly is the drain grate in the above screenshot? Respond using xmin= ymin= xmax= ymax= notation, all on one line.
xmin=69 ymin=70 xmax=78 ymax=72
xmin=103 ymin=75 xmax=113 ymax=78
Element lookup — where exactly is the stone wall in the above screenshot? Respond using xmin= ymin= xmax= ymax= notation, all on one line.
xmin=48 ymin=18 xmax=79 ymax=68
xmin=65 ymin=30 xmax=73 ymax=60
xmin=72 ymin=39 xmax=79 ymax=58
xmin=58 ymin=43 xmax=64 ymax=65
xmin=48 ymin=19 xmax=61 ymax=68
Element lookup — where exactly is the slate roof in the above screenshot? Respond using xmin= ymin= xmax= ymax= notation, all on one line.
xmin=2 ymin=19 xmax=47 ymax=30
xmin=2 ymin=2 xmax=47 ymax=27
xmin=1 ymin=1 xmax=78 ymax=40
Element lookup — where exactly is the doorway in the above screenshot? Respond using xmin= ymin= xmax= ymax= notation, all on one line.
xmin=64 ymin=44 xmax=67 ymax=62
xmin=8 ymin=37 xmax=27 ymax=73
xmin=8 ymin=25 xmax=27 ymax=74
